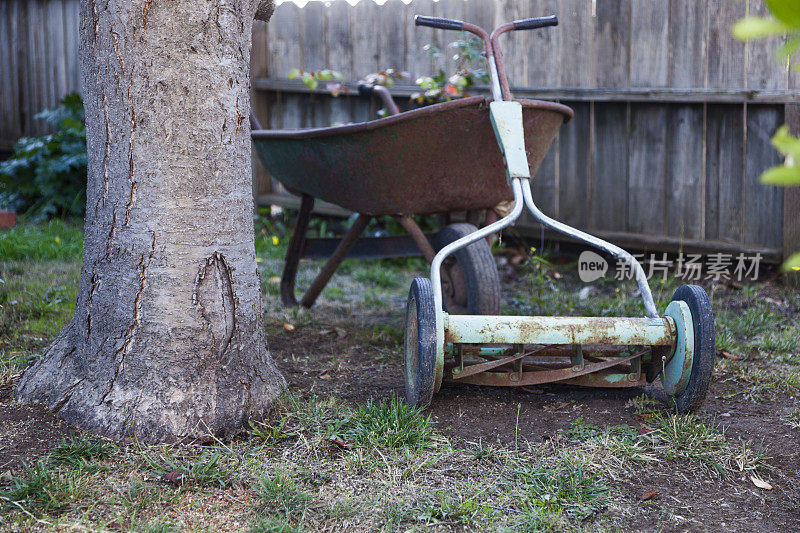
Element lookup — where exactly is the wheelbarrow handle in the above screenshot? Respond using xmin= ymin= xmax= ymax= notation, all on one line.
xmin=357 ymin=83 xmax=401 ymax=116
xmin=511 ymin=15 xmax=558 ymax=31
xmin=414 ymin=15 xmax=464 ymax=31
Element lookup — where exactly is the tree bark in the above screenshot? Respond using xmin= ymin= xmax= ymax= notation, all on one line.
xmin=15 ymin=0 xmax=284 ymax=443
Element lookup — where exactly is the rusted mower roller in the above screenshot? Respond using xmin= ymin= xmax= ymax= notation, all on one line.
xmin=403 ymin=15 xmax=715 ymax=413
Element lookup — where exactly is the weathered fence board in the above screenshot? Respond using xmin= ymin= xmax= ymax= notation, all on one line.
xmin=705 ymin=104 xmax=745 ymax=244
xmin=1 ymin=0 xmax=797 ymax=262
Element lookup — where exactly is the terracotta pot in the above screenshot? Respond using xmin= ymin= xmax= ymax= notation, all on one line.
xmin=0 ymin=210 xmax=16 ymax=229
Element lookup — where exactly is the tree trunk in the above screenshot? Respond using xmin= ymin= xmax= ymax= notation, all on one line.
xmin=15 ymin=0 xmax=283 ymax=443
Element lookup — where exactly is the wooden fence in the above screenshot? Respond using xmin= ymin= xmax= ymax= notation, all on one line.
xmin=2 ymin=0 xmax=799 ymax=261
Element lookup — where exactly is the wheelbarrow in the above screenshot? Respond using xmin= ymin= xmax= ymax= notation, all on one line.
xmin=251 ymin=38 xmax=575 ymax=315
xmin=403 ymin=15 xmax=715 ymax=413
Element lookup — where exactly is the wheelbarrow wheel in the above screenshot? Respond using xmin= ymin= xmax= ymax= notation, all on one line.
xmin=434 ymin=223 xmax=500 ymax=315
xmin=404 ymin=278 xmax=437 ymax=407
xmin=663 ymin=285 xmax=715 ymax=413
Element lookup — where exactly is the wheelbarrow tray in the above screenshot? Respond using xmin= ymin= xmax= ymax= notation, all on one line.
xmin=252 ymin=96 xmax=572 ymax=216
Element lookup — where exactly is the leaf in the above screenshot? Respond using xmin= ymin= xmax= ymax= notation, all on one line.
xmin=444 ymin=84 xmax=460 ymax=97
xmin=766 ymin=0 xmax=800 ymax=28
xmin=781 ymin=251 xmax=800 ymax=272
xmin=750 ymin=475 xmax=773 ymax=490
xmin=719 ymin=350 xmax=743 ymax=361
xmin=163 ymin=472 xmax=183 ymax=484
xmin=301 ymin=72 xmax=318 ymax=91
xmin=319 ymin=372 xmax=333 ymax=380
xmin=770 ymin=125 xmax=800 ymax=158
xmin=283 ymin=322 xmax=295 ymax=332
xmin=326 ymin=435 xmax=348 ymax=448
xmin=641 ymin=490 xmax=659 ymax=501
xmin=288 ymin=68 xmax=301 ymax=79
xmin=760 ymin=164 xmax=800 ymax=186
xmin=732 ymin=16 xmax=790 ymax=41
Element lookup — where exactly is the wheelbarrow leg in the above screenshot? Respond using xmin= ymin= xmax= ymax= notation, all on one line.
xmin=395 ymin=215 xmax=436 ymax=263
xmin=299 ymin=213 xmax=372 ymax=308
xmin=281 ymin=194 xmax=315 ymax=307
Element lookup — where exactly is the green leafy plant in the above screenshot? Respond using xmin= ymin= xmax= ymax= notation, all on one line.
xmin=733 ymin=1 xmax=800 ymax=272
xmin=0 ymin=93 xmax=87 ymax=219
xmin=411 ymin=36 xmax=490 ymax=104
xmin=288 ymin=68 xmax=347 ymax=96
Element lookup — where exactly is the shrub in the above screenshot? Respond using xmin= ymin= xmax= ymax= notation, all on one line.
xmin=0 ymin=93 xmax=87 ymax=218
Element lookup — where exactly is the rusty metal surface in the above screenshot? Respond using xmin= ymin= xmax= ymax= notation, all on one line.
xmin=252 ymin=97 xmax=571 ymax=215
xmin=300 ymin=214 xmax=371 ymax=308
xmin=446 ymin=351 xmax=641 ymax=387
xmin=490 ymin=22 xmax=516 ymax=101
xmin=445 ymin=315 xmax=674 ymax=346
xmin=557 ymin=373 xmax=648 ymax=388
xmin=281 ymin=194 xmax=316 ymax=307
xmin=450 ymin=345 xmax=552 ymax=379
xmin=300 ymin=233 xmax=436 ymax=260
xmin=395 ymin=215 xmax=436 ymax=263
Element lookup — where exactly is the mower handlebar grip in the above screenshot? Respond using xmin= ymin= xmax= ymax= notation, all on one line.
xmin=512 ymin=15 xmax=558 ymax=31
xmin=357 ymin=83 xmax=374 ymax=97
xmin=414 ymin=15 xmax=464 ymax=31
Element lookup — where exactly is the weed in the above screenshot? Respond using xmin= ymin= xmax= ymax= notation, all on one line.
xmin=469 ymin=438 xmax=499 ymax=463
xmin=627 ymin=394 xmax=663 ymax=416
xmin=761 ymin=328 xmax=799 ymax=355
xmin=275 ymin=395 xmax=349 ymax=440
xmin=645 ymin=414 xmax=767 ymax=476
xmin=140 ymin=449 xmax=232 ymax=488
xmin=409 ymin=492 xmax=483 ymax=525
xmin=781 ymin=408 xmax=800 ymax=430
xmin=256 ymin=468 xmax=309 ymax=517
xmin=322 ymin=285 xmax=345 ymax=301
xmin=722 ymin=366 xmax=800 ymax=402
xmin=345 ymin=397 xmax=436 ymax=452
xmin=323 ymin=498 xmax=358 ymax=519
xmin=737 ymin=305 xmax=785 ymax=337
xmin=562 ymin=418 xmax=657 ymax=467
xmin=512 ymin=454 xmax=609 ymax=522
xmin=715 ymin=326 xmax=737 ymax=354
xmin=49 ymin=435 xmax=115 ymax=468
xmin=0 ymin=459 xmax=88 ymax=515
xmin=250 ymin=418 xmax=294 ymax=445
xmin=647 ymin=415 xmax=727 ymax=469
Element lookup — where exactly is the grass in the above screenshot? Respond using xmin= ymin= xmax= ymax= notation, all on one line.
xmin=781 ymin=409 xmax=800 ymax=430
xmin=256 ymin=468 xmax=310 ymax=518
xmin=0 ymin=459 xmax=89 ymax=515
xmin=253 ymin=394 xmax=437 ymax=455
xmin=344 ymin=397 xmax=435 ymax=451
xmin=0 ymin=261 xmax=79 ymax=390
xmin=0 ymin=219 xmax=83 ymax=261
xmin=49 ymin=436 xmax=115 ymax=469
xmin=2 ymin=221 xmax=800 ymax=531
xmin=512 ymin=454 xmax=609 ymax=523
xmin=722 ymin=366 xmax=800 ymax=403
xmin=138 ymin=449 xmax=233 ymax=488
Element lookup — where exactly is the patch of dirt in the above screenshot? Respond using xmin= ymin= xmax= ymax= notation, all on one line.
xmin=0 ymin=390 xmax=78 ymax=474
xmin=267 ymin=324 xmax=800 ymax=531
